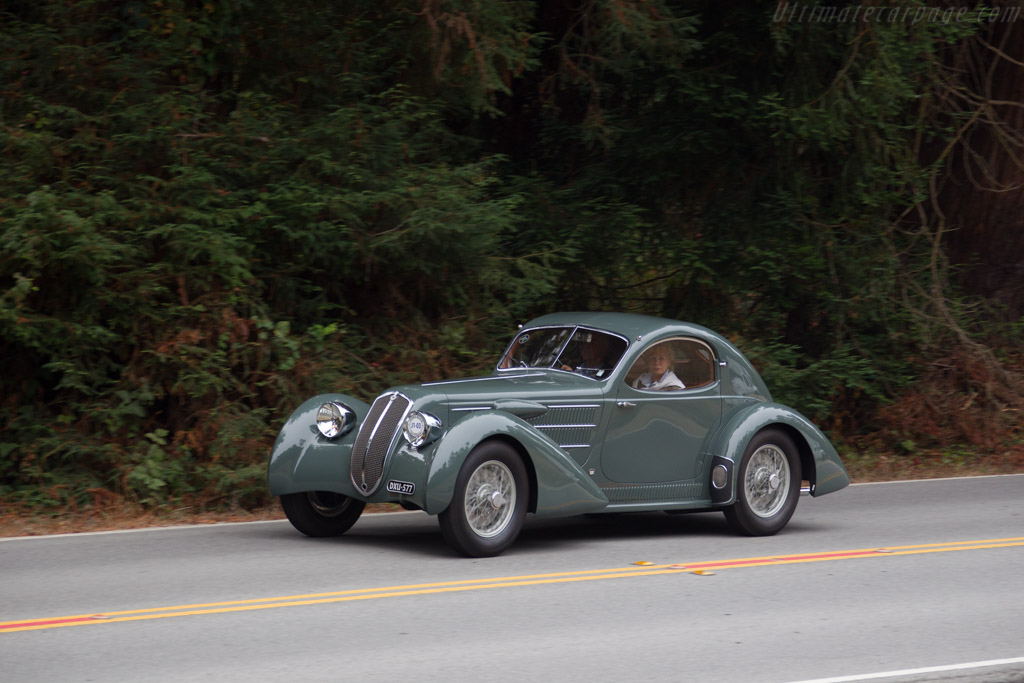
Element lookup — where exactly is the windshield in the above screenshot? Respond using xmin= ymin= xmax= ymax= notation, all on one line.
xmin=498 ymin=326 xmax=628 ymax=380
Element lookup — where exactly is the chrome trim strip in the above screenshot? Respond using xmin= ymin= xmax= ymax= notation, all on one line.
xmin=423 ymin=374 xmax=544 ymax=386
xmin=453 ymin=404 xmax=602 ymax=413
xmin=560 ymin=444 xmax=590 ymax=449
xmin=535 ymin=424 xmax=597 ymax=429
xmin=575 ymin=325 xmax=631 ymax=349
xmin=388 ymin=392 xmax=415 ymax=448
xmin=602 ymin=501 xmax=708 ymax=511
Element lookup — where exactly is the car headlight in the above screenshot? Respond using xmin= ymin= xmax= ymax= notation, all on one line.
xmin=402 ymin=410 xmax=442 ymax=448
xmin=316 ymin=401 xmax=356 ymax=439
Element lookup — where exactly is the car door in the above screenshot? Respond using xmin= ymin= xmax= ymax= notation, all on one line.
xmin=599 ymin=337 xmax=722 ymax=484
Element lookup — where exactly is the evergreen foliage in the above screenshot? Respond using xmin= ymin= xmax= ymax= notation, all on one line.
xmin=1 ymin=1 xmax=1020 ymax=512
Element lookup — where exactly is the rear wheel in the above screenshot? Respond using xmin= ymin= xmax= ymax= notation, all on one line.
xmin=281 ymin=491 xmax=365 ymax=537
xmin=723 ymin=429 xmax=801 ymax=536
xmin=439 ymin=441 xmax=528 ymax=557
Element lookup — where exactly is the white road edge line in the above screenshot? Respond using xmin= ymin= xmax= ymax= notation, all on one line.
xmin=850 ymin=473 xmax=1024 ymax=486
xmin=0 ymin=510 xmax=419 ymax=542
xmin=2 ymin=473 xmax=1021 ymax=542
xmin=0 ymin=519 xmax=287 ymax=542
xmin=785 ymin=656 xmax=1024 ymax=683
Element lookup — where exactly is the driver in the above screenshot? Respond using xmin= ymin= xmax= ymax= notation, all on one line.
xmin=563 ymin=333 xmax=615 ymax=378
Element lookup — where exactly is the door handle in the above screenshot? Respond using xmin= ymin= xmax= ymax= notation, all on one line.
xmin=616 ymin=401 xmax=636 ymax=408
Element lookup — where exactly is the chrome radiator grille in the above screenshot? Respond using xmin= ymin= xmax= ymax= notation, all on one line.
xmin=350 ymin=392 xmax=411 ymax=494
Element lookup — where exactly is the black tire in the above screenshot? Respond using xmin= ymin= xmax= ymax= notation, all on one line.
xmin=438 ymin=441 xmax=529 ymax=557
xmin=723 ymin=428 xmax=801 ymax=536
xmin=280 ymin=491 xmax=365 ymax=537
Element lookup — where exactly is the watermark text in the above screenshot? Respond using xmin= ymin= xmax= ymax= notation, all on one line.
xmin=773 ymin=3 xmax=1022 ymax=24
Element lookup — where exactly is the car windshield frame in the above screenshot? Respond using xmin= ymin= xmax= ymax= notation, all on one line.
xmin=496 ymin=325 xmax=630 ymax=381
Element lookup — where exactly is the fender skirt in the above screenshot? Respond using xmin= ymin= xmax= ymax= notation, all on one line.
xmin=424 ymin=411 xmax=609 ymax=517
xmin=708 ymin=403 xmax=850 ymax=505
xmin=267 ymin=393 xmax=370 ymax=498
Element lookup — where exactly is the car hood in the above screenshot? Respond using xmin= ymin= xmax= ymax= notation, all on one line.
xmin=391 ymin=370 xmax=606 ymax=417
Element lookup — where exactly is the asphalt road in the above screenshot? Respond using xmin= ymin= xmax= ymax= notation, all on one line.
xmin=2 ymin=475 xmax=1023 ymax=683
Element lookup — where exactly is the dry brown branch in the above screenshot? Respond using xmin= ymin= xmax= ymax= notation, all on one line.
xmin=891 ymin=21 xmax=1024 ymax=423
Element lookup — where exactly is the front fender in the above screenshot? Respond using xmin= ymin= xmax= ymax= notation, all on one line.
xmin=708 ymin=403 xmax=850 ymax=504
xmin=267 ymin=393 xmax=371 ymax=498
xmin=424 ymin=411 xmax=609 ymax=517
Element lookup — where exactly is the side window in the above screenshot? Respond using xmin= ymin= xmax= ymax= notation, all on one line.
xmin=555 ymin=329 xmax=628 ymax=380
xmin=624 ymin=338 xmax=716 ymax=391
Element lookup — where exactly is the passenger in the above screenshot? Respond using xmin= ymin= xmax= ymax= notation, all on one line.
xmin=632 ymin=345 xmax=685 ymax=390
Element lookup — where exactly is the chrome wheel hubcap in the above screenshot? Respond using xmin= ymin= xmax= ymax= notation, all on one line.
xmin=465 ymin=460 xmax=516 ymax=538
xmin=744 ymin=445 xmax=790 ymax=518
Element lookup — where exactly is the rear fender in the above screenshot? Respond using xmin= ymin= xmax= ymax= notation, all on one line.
xmin=424 ymin=411 xmax=608 ymax=517
xmin=707 ymin=403 xmax=850 ymax=505
xmin=267 ymin=394 xmax=370 ymax=498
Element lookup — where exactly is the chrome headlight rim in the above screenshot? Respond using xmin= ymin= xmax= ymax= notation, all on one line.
xmin=316 ymin=401 xmax=356 ymax=439
xmin=402 ymin=410 xmax=442 ymax=448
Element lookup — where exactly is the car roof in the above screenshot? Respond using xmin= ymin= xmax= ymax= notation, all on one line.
xmin=513 ymin=311 xmax=771 ymax=401
xmin=521 ymin=311 xmax=719 ymax=343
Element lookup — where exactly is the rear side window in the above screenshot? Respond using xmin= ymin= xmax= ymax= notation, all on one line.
xmin=624 ymin=338 xmax=716 ymax=391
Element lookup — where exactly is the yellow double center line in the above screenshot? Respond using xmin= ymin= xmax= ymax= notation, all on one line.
xmin=3 ymin=536 xmax=1021 ymax=633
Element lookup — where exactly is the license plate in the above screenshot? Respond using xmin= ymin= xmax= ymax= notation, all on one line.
xmin=386 ymin=480 xmax=415 ymax=495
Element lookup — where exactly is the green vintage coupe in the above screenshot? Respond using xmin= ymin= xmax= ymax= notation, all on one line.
xmin=268 ymin=312 xmax=849 ymax=556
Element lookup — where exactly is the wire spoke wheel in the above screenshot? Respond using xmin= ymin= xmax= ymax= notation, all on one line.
xmin=743 ymin=445 xmax=791 ymax=518
xmin=464 ymin=460 xmax=517 ymax=538
xmin=439 ymin=441 xmax=528 ymax=557
xmin=724 ymin=428 xmax=801 ymax=536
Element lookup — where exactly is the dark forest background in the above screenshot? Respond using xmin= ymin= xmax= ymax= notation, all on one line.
xmin=2 ymin=0 xmax=1022 ymax=513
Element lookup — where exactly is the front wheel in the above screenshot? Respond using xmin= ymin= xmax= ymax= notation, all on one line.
xmin=723 ymin=429 xmax=801 ymax=536
xmin=439 ymin=441 xmax=528 ymax=557
xmin=281 ymin=491 xmax=365 ymax=537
